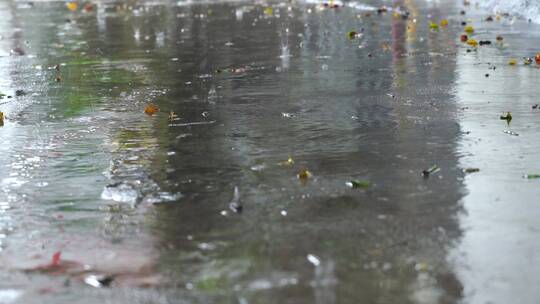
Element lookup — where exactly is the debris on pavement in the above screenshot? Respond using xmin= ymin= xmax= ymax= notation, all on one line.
xmin=144 ymin=103 xmax=160 ymax=115
xmin=346 ymin=180 xmax=371 ymax=189
xmin=422 ymin=165 xmax=440 ymax=177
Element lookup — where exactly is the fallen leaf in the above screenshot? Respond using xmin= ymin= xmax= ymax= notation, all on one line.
xmin=466 ymin=39 xmax=478 ymax=47
xmin=298 ymin=167 xmax=312 ymax=180
xmin=66 ymin=2 xmax=78 ymax=11
xmin=264 ymin=7 xmax=273 ymax=16
xmin=144 ymin=103 xmax=160 ymax=115
xmin=440 ymin=19 xmax=449 ymax=26
xmin=278 ymin=156 xmax=294 ymax=166
xmin=346 ymin=180 xmax=370 ymax=189
xmin=464 ymin=25 xmax=474 ymax=33
xmin=429 ymin=22 xmax=439 ymax=30
xmin=508 ymin=59 xmax=517 ymax=65
xmin=535 ymin=52 xmax=540 ymax=65
xmin=460 ymin=34 xmax=468 ymax=42
xmin=52 ymin=251 xmax=61 ymax=267
xmin=0 ymin=111 xmax=4 ymax=126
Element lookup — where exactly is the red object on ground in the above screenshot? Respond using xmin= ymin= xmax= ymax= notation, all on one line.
xmin=460 ymin=35 xmax=468 ymax=42
xmin=51 ymin=251 xmax=61 ymax=266
xmin=535 ymin=52 xmax=540 ymax=65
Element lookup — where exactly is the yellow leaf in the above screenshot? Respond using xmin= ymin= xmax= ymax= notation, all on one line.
xmin=264 ymin=7 xmax=273 ymax=16
xmin=466 ymin=38 xmax=477 ymax=46
xmin=508 ymin=59 xmax=517 ymax=66
xmin=144 ymin=103 xmax=160 ymax=115
xmin=66 ymin=2 xmax=78 ymax=11
xmin=440 ymin=19 xmax=449 ymax=26
xmin=429 ymin=22 xmax=439 ymax=30
xmin=464 ymin=25 xmax=474 ymax=33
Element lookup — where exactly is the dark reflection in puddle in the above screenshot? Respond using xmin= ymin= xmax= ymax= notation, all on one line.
xmin=0 ymin=0 xmax=475 ymax=303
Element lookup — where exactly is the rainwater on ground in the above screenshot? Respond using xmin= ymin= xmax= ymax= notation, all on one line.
xmin=0 ymin=0 xmax=540 ymax=303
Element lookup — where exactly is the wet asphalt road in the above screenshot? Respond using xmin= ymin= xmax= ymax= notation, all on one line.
xmin=1 ymin=0 xmax=540 ymax=303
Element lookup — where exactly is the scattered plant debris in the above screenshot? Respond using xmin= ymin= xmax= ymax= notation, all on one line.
xmin=500 ymin=112 xmax=512 ymax=122
xmin=144 ymin=103 xmax=160 ymax=115
xmin=278 ymin=156 xmax=294 ymax=166
xmin=346 ymin=180 xmax=371 ymax=189
xmin=422 ymin=165 xmax=440 ymax=177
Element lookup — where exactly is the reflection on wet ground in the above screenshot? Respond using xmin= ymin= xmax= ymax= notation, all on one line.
xmin=0 ymin=0 xmax=539 ymax=303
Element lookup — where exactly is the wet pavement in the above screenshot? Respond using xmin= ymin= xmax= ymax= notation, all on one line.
xmin=0 ymin=0 xmax=540 ymax=303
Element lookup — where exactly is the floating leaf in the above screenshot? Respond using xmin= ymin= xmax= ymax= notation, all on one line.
xmin=346 ymin=180 xmax=371 ymax=189
xmin=464 ymin=25 xmax=474 ymax=33
xmin=298 ymin=167 xmax=312 ymax=180
xmin=278 ymin=156 xmax=294 ymax=166
xmin=524 ymin=174 xmax=540 ymax=179
xmin=66 ymin=2 xmax=78 ymax=11
xmin=144 ymin=103 xmax=160 ymax=115
xmin=466 ymin=39 xmax=478 ymax=47
xmin=508 ymin=59 xmax=517 ymax=65
xmin=264 ymin=7 xmax=273 ymax=16
xmin=422 ymin=165 xmax=440 ymax=177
